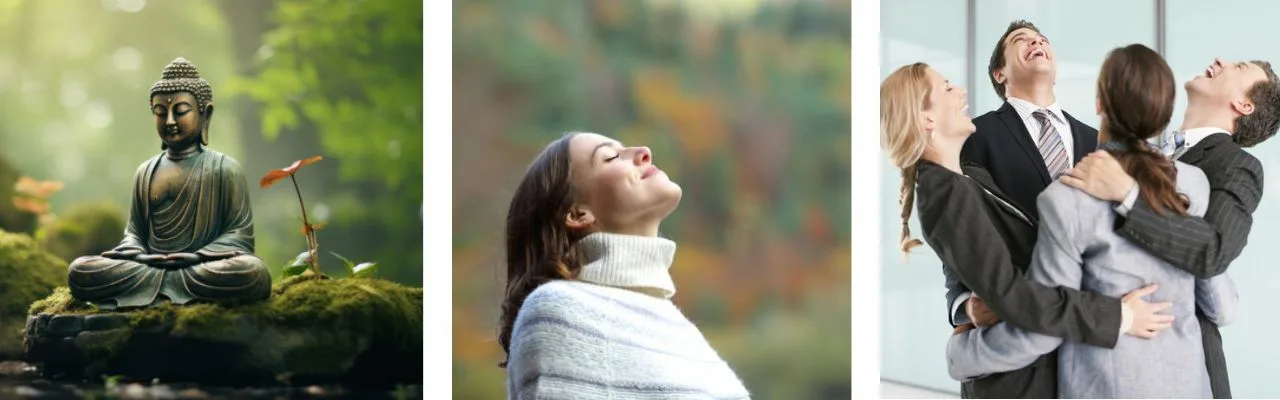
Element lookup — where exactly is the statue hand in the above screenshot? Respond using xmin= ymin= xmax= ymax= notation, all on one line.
xmin=165 ymin=252 xmax=202 ymax=266
xmin=135 ymin=254 xmax=167 ymax=265
xmin=102 ymin=247 xmax=144 ymax=260
xmin=196 ymin=249 xmax=243 ymax=260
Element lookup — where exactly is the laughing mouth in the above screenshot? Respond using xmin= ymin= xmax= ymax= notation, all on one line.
xmin=1025 ymin=48 xmax=1048 ymax=61
xmin=1205 ymin=66 xmax=1218 ymax=78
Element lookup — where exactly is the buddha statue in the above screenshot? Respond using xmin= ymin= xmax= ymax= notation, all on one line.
xmin=67 ymin=57 xmax=271 ymax=309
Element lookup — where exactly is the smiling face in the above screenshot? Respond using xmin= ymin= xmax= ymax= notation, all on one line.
xmin=1186 ymin=58 xmax=1270 ymax=116
xmin=990 ymin=25 xmax=1056 ymax=98
xmin=922 ymin=68 xmax=976 ymax=139
xmin=150 ymin=91 xmax=208 ymax=149
xmin=565 ymin=133 xmax=682 ymax=235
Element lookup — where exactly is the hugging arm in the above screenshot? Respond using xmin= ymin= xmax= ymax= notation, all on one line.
xmin=946 ymin=191 xmax=1082 ymax=380
xmin=919 ymin=178 xmax=1120 ymax=348
xmin=1116 ymin=160 xmax=1263 ymax=279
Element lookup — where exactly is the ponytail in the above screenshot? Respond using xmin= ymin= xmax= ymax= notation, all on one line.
xmin=899 ymin=164 xmax=923 ymax=255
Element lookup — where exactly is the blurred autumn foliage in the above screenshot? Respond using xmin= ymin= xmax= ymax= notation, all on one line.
xmin=453 ymin=0 xmax=851 ymax=398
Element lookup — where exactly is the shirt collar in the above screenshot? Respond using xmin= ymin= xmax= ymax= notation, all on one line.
xmin=1007 ymin=96 xmax=1066 ymax=124
xmin=1180 ymin=126 xmax=1230 ymax=149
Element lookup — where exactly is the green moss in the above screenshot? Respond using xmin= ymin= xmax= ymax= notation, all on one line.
xmin=41 ymin=201 xmax=126 ymax=262
xmin=28 ymin=276 xmax=424 ymax=355
xmin=0 ymin=229 xmax=66 ymax=358
xmin=28 ymin=287 xmax=94 ymax=315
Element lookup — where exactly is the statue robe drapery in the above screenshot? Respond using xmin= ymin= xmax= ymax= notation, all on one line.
xmin=68 ymin=148 xmax=271 ymax=308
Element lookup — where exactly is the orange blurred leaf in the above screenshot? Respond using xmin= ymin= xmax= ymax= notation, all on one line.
xmin=13 ymin=176 xmax=37 ymax=196
xmin=36 ymin=180 xmax=64 ymax=198
xmin=12 ymin=197 xmax=49 ymax=215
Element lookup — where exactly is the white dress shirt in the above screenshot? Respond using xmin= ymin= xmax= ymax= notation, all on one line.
xmin=1007 ymin=96 xmax=1076 ymax=169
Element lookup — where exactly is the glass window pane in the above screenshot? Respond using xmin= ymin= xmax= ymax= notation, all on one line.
xmin=879 ymin=0 xmax=967 ymax=392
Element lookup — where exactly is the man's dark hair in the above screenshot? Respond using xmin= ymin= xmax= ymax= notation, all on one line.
xmin=1233 ymin=61 xmax=1280 ymax=147
xmin=987 ymin=20 xmax=1042 ymax=100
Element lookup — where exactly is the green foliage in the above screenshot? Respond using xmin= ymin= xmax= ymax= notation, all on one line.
xmin=0 ymin=228 xmax=66 ymax=358
xmin=229 ymin=0 xmax=423 ymax=286
xmin=0 ymin=156 xmax=35 ymax=234
xmin=230 ymin=0 xmax=423 ymax=211
xmin=330 ymin=250 xmax=378 ymax=278
xmin=282 ymin=250 xmax=312 ymax=279
xmin=40 ymin=201 xmax=126 ymax=262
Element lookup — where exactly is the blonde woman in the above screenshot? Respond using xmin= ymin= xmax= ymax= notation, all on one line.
xmin=880 ymin=63 xmax=1170 ymax=398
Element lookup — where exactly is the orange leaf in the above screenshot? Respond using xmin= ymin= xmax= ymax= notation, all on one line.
xmin=13 ymin=176 xmax=37 ymax=195
xmin=36 ymin=180 xmax=64 ymax=198
xmin=261 ymin=155 xmax=322 ymax=188
xmin=259 ymin=169 xmax=292 ymax=188
xmin=286 ymin=155 xmax=323 ymax=174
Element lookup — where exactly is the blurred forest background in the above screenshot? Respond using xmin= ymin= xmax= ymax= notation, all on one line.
xmin=0 ymin=0 xmax=422 ymax=284
xmin=452 ymin=0 xmax=851 ymax=398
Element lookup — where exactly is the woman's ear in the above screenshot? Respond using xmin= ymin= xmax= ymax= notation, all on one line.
xmin=565 ymin=205 xmax=595 ymax=230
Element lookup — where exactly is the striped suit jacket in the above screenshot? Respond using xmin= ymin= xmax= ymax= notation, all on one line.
xmin=1116 ymin=132 xmax=1265 ymax=399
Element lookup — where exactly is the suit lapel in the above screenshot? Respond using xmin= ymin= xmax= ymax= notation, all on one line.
xmin=1178 ymin=132 xmax=1230 ymax=165
xmin=995 ymin=102 xmax=1053 ymax=185
xmin=963 ymin=164 xmax=1038 ymax=226
xmin=1065 ymin=112 xmax=1096 ymax=163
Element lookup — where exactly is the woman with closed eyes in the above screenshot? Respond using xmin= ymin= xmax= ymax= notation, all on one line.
xmin=499 ymin=132 xmax=750 ymax=399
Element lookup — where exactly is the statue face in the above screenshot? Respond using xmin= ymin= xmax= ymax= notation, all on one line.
xmin=150 ymin=91 xmax=203 ymax=148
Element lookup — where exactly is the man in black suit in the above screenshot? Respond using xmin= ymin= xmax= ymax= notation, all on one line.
xmin=1061 ymin=57 xmax=1280 ymax=399
xmin=948 ymin=20 xmax=1104 ymax=333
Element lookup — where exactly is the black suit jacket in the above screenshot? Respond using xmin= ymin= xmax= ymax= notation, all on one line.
xmin=1115 ymin=132 xmax=1264 ymax=399
xmin=914 ymin=160 xmax=1122 ymax=398
xmin=961 ymin=102 xmax=1100 ymax=217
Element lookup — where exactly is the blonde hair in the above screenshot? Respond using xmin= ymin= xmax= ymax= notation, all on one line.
xmin=879 ymin=63 xmax=933 ymax=255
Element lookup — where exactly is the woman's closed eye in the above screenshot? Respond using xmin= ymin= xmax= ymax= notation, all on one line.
xmin=604 ymin=154 xmax=620 ymax=162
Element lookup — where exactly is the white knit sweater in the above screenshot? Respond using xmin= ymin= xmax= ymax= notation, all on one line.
xmin=506 ymin=232 xmax=750 ymax=399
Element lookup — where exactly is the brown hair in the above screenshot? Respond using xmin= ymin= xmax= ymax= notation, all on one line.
xmin=880 ymin=63 xmax=932 ymax=255
xmin=497 ymin=133 xmax=588 ymax=367
xmin=987 ymin=20 xmax=1043 ymax=100
xmin=1232 ymin=61 xmax=1280 ymax=147
xmin=1096 ymin=44 xmax=1188 ymax=216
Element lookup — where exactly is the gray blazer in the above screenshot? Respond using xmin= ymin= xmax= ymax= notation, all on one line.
xmin=945 ymin=161 xmax=1239 ymax=399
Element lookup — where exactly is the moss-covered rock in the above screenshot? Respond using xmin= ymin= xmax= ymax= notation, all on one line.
xmin=0 ymin=157 xmax=36 ymax=234
xmin=25 ymin=276 xmax=423 ymax=386
xmin=40 ymin=201 xmax=126 ymax=262
xmin=0 ymin=229 xmax=66 ymax=359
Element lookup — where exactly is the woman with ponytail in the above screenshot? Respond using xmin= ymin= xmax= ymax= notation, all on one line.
xmin=498 ymin=133 xmax=748 ymax=400
xmin=946 ymin=44 xmax=1239 ymax=398
xmin=880 ymin=63 xmax=1173 ymax=398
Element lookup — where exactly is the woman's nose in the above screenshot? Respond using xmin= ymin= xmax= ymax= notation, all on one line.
xmin=632 ymin=146 xmax=652 ymax=165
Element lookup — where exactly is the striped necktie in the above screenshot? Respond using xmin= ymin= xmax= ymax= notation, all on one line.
xmin=1033 ymin=109 xmax=1069 ymax=179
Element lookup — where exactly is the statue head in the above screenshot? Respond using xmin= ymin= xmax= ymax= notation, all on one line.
xmin=149 ymin=57 xmax=214 ymax=149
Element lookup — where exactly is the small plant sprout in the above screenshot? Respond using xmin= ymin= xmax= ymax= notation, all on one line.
xmin=260 ymin=155 xmax=324 ymax=278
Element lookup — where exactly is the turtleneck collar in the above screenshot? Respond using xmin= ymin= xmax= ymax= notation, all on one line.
xmin=575 ymin=232 xmax=678 ymax=299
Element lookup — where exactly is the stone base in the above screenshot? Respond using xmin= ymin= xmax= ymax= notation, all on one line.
xmin=23 ymin=277 xmax=423 ymax=387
